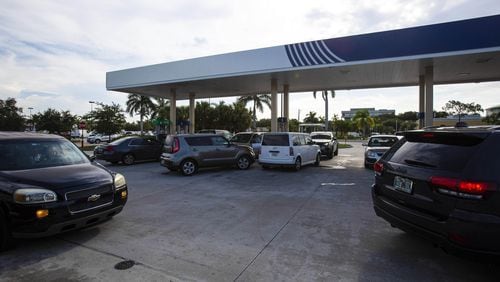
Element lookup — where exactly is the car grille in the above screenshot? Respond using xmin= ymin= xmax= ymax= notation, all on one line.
xmin=65 ymin=184 xmax=114 ymax=214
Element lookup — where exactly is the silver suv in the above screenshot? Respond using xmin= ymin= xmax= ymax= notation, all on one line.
xmin=160 ymin=134 xmax=256 ymax=176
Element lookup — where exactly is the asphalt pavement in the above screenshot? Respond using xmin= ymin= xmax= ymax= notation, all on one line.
xmin=1 ymin=142 xmax=499 ymax=281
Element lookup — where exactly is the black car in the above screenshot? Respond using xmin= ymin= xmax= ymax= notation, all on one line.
xmin=94 ymin=136 xmax=163 ymax=165
xmin=310 ymin=131 xmax=338 ymax=159
xmin=372 ymin=126 xmax=500 ymax=255
xmin=0 ymin=132 xmax=128 ymax=251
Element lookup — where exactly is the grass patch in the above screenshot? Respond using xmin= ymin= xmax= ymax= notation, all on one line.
xmin=338 ymin=144 xmax=353 ymax=149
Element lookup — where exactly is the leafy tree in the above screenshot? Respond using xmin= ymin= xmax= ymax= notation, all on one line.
xmin=397 ymin=111 xmax=418 ymax=121
xmin=256 ymin=118 xmax=271 ymax=129
xmin=433 ymin=111 xmax=448 ymax=118
xmin=92 ymin=103 xmax=126 ymax=142
xmin=0 ymin=98 xmax=25 ymax=131
xmin=126 ymin=94 xmax=154 ymax=135
xmin=483 ymin=113 xmax=500 ymax=125
xmin=352 ymin=109 xmax=374 ymax=138
xmin=334 ymin=119 xmax=352 ymax=141
xmin=303 ymin=111 xmax=319 ymax=123
xmin=33 ymin=109 xmax=77 ymax=134
xmin=237 ymin=94 xmax=271 ymax=130
xmin=195 ymin=101 xmax=215 ymax=131
xmin=442 ymin=100 xmax=483 ymax=123
xmin=150 ymin=97 xmax=170 ymax=134
xmin=289 ymin=118 xmax=299 ymax=132
xmin=229 ymin=102 xmax=252 ymax=132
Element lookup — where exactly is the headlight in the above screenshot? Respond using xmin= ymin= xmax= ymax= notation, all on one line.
xmin=114 ymin=173 xmax=127 ymax=189
xmin=14 ymin=188 xmax=57 ymax=204
xmin=367 ymin=151 xmax=378 ymax=158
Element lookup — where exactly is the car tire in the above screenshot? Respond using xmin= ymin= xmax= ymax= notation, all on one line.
xmin=334 ymin=147 xmax=339 ymax=156
xmin=94 ymin=139 xmax=101 ymax=144
xmin=294 ymin=157 xmax=301 ymax=171
xmin=327 ymin=151 xmax=334 ymax=159
xmin=180 ymin=159 xmax=197 ymax=176
xmin=0 ymin=208 xmax=13 ymax=252
xmin=122 ymin=154 xmax=135 ymax=165
xmin=237 ymin=155 xmax=251 ymax=170
xmin=314 ymin=154 xmax=321 ymax=166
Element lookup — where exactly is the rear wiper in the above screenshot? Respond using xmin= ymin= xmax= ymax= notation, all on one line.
xmin=404 ymin=159 xmax=436 ymax=168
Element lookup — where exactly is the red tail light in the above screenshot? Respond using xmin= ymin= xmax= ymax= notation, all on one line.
xmin=430 ymin=176 xmax=494 ymax=199
xmin=172 ymin=137 xmax=180 ymax=153
xmin=104 ymin=145 xmax=114 ymax=152
xmin=289 ymin=147 xmax=294 ymax=156
xmin=374 ymin=162 xmax=384 ymax=174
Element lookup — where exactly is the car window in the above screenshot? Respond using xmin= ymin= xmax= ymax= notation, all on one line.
xmin=368 ymin=137 xmax=399 ymax=147
xmin=262 ymin=134 xmax=289 ymax=146
xmin=231 ymin=134 xmax=252 ymax=143
xmin=304 ymin=136 xmax=313 ymax=145
xmin=251 ymin=134 xmax=262 ymax=143
xmin=185 ymin=136 xmax=212 ymax=146
xmin=386 ymin=134 xmax=485 ymax=172
xmin=0 ymin=140 xmax=89 ymax=170
xmin=129 ymin=138 xmax=145 ymax=145
xmin=211 ymin=136 xmax=229 ymax=146
xmin=311 ymin=134 xmax=331 ymax=139
xmin=292 ymin=135 xmax=301 ymax=146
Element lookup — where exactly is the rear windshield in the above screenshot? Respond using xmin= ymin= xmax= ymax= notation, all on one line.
xmin=0 ymin=140 xmax=89 ymax=171
xmin=231 ymin=134 xmax=252 ymax=143
xmin=386 ymin=132 xmax=487 ymax=172
xmin=311 ymin=134 xmax=331 ymax=139
xmin=262 ymin=134 xmax=289 ymax=146
xmin=368 ymin=137 xmax=399 ymax=147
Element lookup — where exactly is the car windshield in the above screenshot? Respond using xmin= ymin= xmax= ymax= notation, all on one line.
xmin=311 ymin=134 xmax=331 ymax=139
xmin=0 ymin=139 xmax=89 ymax=171
xmin=368 ymin=137 xmax=399 ymax=147
xmin=231 ymin=134 xmax=252 ymax=143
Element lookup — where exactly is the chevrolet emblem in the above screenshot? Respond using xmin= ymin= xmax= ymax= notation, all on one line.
xmin=88 ymin=194 xmax=101 ymax=202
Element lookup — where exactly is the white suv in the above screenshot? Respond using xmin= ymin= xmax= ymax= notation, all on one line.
xmin=259 ymin=132 xmax=321 ymax=171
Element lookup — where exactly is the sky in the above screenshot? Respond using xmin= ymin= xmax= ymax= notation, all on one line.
xmin=1 ymin=0 xmax=499 ymax=122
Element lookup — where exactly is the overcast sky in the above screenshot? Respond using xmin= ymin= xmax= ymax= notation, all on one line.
xmin=1 ymin=0 xmax=499 ymax=122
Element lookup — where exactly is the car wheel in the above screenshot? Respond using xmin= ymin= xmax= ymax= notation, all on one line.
xmin=180 ymin=159 xmax=197 ymax=176
xmin=334 ymin=147 xmax=339 ymax=156
xmin=314 ymin=154 xmax=321 ymax=166
xmin=237 ymin=155 xmax=251 ymax=170
xmin=0 ymin=209 xmax=13 ymax=252
xmin=327 ymin=151 xmax=334 ymax=159
xmin=94 ymin=139 xmax=101 ymax=144
xmin=294 ymin=157 xmax=301 ymax=171
xmin=122 ymin=154 xmax=135 ymax=165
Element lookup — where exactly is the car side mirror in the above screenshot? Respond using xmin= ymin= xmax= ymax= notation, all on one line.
xmin=89 ymin=155 xmax=96 ymax=161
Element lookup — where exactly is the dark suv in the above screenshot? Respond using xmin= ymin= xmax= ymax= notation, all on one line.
xmin=0 ymin=132 xmax=128 ymax=251
xmin=160 ymin=134 xmax=255 ymax=176
xmin=372 ymin=127 xmax=500 ymax=255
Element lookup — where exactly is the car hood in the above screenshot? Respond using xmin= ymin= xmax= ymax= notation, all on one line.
xmin=0 ymin=163 xmax=113 ymax=191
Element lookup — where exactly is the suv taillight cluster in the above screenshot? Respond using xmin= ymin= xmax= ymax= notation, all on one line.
xmin=172 ymin=137 xmax=180 ymax=153
xmin=430 ymin=176 xmax=495 ymax=199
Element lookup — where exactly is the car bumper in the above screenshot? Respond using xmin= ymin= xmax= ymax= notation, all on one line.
xmin=259 ymin=157 xmax=296 ymax=167
xmin=372 ymin=184 xmax=500 ymax=256
xmin=94 ymin=152 xmax=121 ymax=162
xmin=9 ymin=188 xmax=128 ymax=239
xmin=160 ymin=157 xmax=180 ymax=170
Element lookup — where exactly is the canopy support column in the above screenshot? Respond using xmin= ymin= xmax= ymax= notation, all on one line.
xmin=283 ymin=84 xmax=289 ymax=131
xmin=271 ymin=78 xmax=278 ymax=132
xmin=419 ymin=75 xmax=425 ymax=128
xmin=189 ymin=92 xmax=195 ymax=133
xmin=170 ymin=88 xmax=176 ymax=134
xmin=424 ymin=66 xmax=434 ymax=127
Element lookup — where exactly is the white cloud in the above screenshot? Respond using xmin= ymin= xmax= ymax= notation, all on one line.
xmin=0 ymin=0 xmax=499 ymax=122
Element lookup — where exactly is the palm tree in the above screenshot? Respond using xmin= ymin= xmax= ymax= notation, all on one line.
xmin=313 ymin=90 xmax=335 ymax=130
xmin=237 ymin=94 xmax=271 ymax=130
xmin=126 ymin=94 xmax=154 ymax=135
xmin=303 ymin=111 xmax=319 ymax=123
xmin=150 ymin=97 xmax=169 ymax=134
xmin=352 ymin=109 xmax=375 ymax=138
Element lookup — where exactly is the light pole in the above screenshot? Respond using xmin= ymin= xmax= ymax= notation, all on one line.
xmin=28 ymin=107 xmax=34 ymax=131
xmin=89 ymin=101 xmax=96 ymax=133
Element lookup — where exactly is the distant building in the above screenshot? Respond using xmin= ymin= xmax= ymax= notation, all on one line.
xmin=341 ymin=108 xmax=395 ymax=120
xmin=433 ymin=113 xmax=485 ymax=127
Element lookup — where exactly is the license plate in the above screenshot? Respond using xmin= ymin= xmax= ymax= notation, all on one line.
xmin=393 ymin=176 xmax=413 ymax=194
xmin=271 ymin=153 xmax=278 ymax=157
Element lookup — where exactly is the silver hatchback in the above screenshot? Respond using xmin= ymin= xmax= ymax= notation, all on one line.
xmin=160 ymin=134 xmax=256 ymax=176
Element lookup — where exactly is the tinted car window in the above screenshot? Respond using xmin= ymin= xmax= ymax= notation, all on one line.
xmin=262 ymin=134 xmax=289 ymax=146
xmin=368 ymin=137 xmax=399 ymax=147
xmin=231 ymin=134 xmax=252 ymax=143
xmin=211 ymin=136 xmax=229 ymax=146
xmin=0 ymin=140 xmax=89 ymax=170
xmin=185 ymin=136 xmax=212 ymax=146
xmin=129 ymin=138 xmax=145 ymax=145
xmin=251 ymin=135 xmax=262 ymax=143
xmin=387 ymin=134 xmax=485 ymax=172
